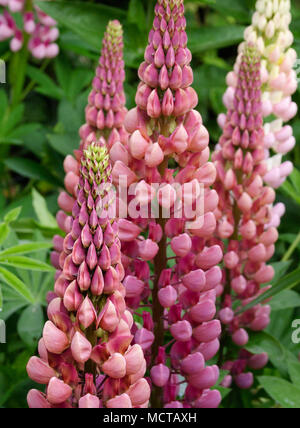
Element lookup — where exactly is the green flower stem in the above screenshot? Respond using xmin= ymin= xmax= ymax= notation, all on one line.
xmin=282 ymin=231 xmax=300 ymax=262
xmin=10 ymin=0 xmax=33 ymax=107
xmin=21 ymin=58 xmax=51 ymax=101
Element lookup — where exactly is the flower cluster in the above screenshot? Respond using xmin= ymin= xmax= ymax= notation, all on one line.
xmin=0 ymin=0 xmax=59 ymax=58
xmin=219 ymin=0 xmax=297 ymax=189
xmin=26 ymin=0 xmax=296 ymax=409
xmin=53 ymin=20 xmax=127 ymax=271
xmin=27 ymin=143 xmax=150 ymax=408
xmin=214 ymin=45 xmax=278 ymax=389
xmin=110 ymin=0 xmax=223 ymax=408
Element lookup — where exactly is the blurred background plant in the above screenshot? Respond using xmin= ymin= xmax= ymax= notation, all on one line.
xmin=0 ymin=0 xmax=300 ymax=408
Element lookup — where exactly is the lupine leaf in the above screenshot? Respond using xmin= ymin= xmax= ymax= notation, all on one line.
xmin=287 ymin=358 xmax=300 ymax=385
xmin=0 ymin=256 xmax=54 ymax=272
xmin=0 ymin=242 xmax=52 ymax=258
xmin=245 ymin=331 xmax=285 ymax=364
xmin=26 ymin=65 xmax=64 ymax=100
xmin=36 ymin=1 xmax=126 ymax=50
xmin=128 ymin=0 xmax=147 ymax=32
xmin=189 ymin=0 xmax=251 ymax=22
xmin=0 ymin=267 xmax=35 ymax=303
xmin=32 ymin=189 xmax=57 ymax=229
xmin=4 ymin=158 xmax=59 ymax=185
xmin=0 ymin=223 xmax=10 ymax=246
xmin=3 ymin=207 xmax=22 ymax=224
xmin=187 ymin=25 xmax=245 ymax=54
xmin=258 ymin=376 xmax=300 ymax=408
xmin=17 ymin=305 xmax=44 ymax=347
xmin=270 ymin=290 xmax=300 ymax=311
xmin=236 ymin=267 xmax=300 ymax=315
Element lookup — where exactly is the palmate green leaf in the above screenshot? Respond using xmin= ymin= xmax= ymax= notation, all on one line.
xmin=0 ymin=293 xmax=27 ymax=321
xmin=287 ymin=358 xmax=300 ymax=386
xmin=8 ymin=123 xmax=41 ymax=140
xmin=258 ymin=376 xmax=300 ymax=408
xmin=247 ymin=332 xmax=288 ymax=376
xmin=47 ymin=133 xmax=79 ymax=157
xmin=17 ymin=304 xmax=44 ymax=348
xmin=0 ymin=104 xmax=24 ymax=137
xmin=245 ymin=331 xmax=285 ymax=372
xmin=128 ymin=0 xmax=147 ymax=32
xmin=54 ymin=57 xmax=93 ymax=102
xmin=270 ymin=260 xmax=292 ymax=284
xmin=270 ymin=290 xmax=300 ymax=311
xmin=267 ymin=307 xmax=298 ymax=357
xmin=12 ymin=218 xmax=60 ymax=237
xmin=59 ymin=32 xmax=100 ymax=61
xmin=0 ymin=256 xmax=54 ymax=272
xmin=32 ymin=188 xmax=57 ymax=229
xmin=0 ymin=267 xmax=35 ymax=303
xmin=3 ymin=207 xmax=22 ymax=224
xmin=289 ymin=168 xmax=300 ymax=193
xmin=0 ymin=223 xmax=10 ymax=246
xmin=188 ymin=0 xmax=251 ymax=22
xmin=4 ymin=158 xmax=60 ymax=185
xmin=0 ymin=242 xmax=52 ymax=258
xmin=236 ymin=267 xmax=300 ymax=315
xmin=26 ymin=65 xmax=64 ymax=100
xmin=58 ymin=98 xmax=85 ymax=135
xmin=187 ymin=25 xmax=245 ymax=54
xmin=194 ymin=65 xmax=228 ymax=93
xmin=0 ymin=137 xmax=23 ymax=145
xmin=36 ymin=1 xmax=126 ymax=51
xmin=280 ymin=169 xmax=300 ymax=205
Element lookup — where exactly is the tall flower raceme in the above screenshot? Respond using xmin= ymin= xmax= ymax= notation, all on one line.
xmin=213 ymin=45 xmax=279 ymax=390
xmin=0 ymin=0 xmax=59 ymax=58
xmin=52 ymin=20 xmax=127 ymax=272
xmin=27 ymin=143 xmax=150 ymax=409
xmin=219 ymin=0 xmax=298 ymax=190
xmin=111 ymin=0 xmax=223 ymax=408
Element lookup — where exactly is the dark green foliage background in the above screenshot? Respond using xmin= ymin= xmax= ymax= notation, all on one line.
xmin=0 ymin=0 xmax=300 ymax=408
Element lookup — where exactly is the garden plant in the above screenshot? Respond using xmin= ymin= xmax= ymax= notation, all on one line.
xmin=0 ymin=0 xmax=300 ymax=410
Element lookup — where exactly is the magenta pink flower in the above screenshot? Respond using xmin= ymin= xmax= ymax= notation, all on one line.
xmin=109 ymin=0 xmax=222 ymax=408
xmin=0 ymin=1 xmax=59 ymax=58
xmin=27 ymin=144 xmax=149 ymax=408
xmin=213 ymin=44 xmax=277 ymax=388
xmin=53 ymin=20 xmax=128 ymax=272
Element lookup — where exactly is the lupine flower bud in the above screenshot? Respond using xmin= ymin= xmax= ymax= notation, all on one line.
xmin=248 ymin=352 xmax=268 ymax=370
xmin=106 ymin=393 xmax=132 ymax=408
xmin=47 ymin=377 xmax=73 ymax=405
xmin=234 ymin=372 xmax=254 ymax=389
xmin=78 ymin=394 xmax=100 ymax=409
xmin=26 ymin=357 xmax=56 ymax=384
xmin=151 ymin=364 xmax=171 ymax=387
xmin=158 ymin=285 xmax=178 ymax=308
xmin=27 ymin=390 xmax=51 ymax=409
